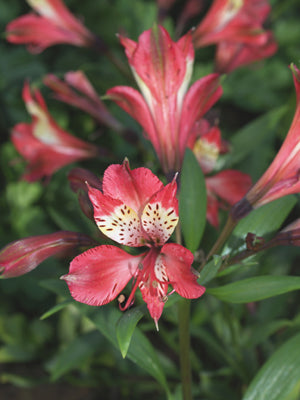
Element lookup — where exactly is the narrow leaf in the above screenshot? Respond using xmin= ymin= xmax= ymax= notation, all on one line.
xmin=47 ymin=331 xmax=102 ymax=381
xmin=207 ymin=276 xmax=300 ymax=303
xmin=198 ymin=255 xmax=223 ymax=285
xmin=40 ymin=300 xmax=74 ymax=320
xmin=116 ymin=305 xmax=145 ymax=358
xmin=179 ymin=149 xmax=207 ymax=253
xmin=243 ymin=333 xmax=300 ymax=400
xmin=224 ymin=196 xmax=297 ymax=255
xmin=224 ymin=106 xmax=287 ymax=167
xmin=85 ymin=307 xmax=170 ymax=395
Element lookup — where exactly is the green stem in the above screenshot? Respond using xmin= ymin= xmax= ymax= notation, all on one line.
xmin=202 ymin=215 xmax=237 ymax=267
xmin=175 ymin=224 xmax=193 ymax=400
xmin=178 ymin=298 xmax=192 ymax=400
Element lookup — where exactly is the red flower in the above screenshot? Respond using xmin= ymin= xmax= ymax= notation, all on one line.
xmin=6 ymin=0 xmax=95 ymax=53
xmin=62 ymin=161 xmax=205 ymax=327
xmin=193 ymin=0 xmax=277 ymax=72
xmin=189 ymin=120 xmax=252 ymax=227
xmin=231 ymin=65 xmax=300 ymax=220
xmin=0 ymin=231 xmax=96 ymax=278
xmin=44 ymin=71 xmax=123 ymax=132
xmin=107 ymin=25 xmax=222 ymax=174
xmin=12 ymin=82 xmax=99 ymax=182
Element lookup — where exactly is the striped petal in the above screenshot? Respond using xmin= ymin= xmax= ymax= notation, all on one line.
xmin=161 ymin=243 xmax=206 ymax=298
xmin=102 ymin=161 xmax=163 ymax=214
xmin=62 ymin=245 xmax=143 ymax=306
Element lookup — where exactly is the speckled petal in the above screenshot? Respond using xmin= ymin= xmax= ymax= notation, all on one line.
xmin=141 ymin=179 xmax=179 ymax=245
xmin=88 ymin=186 xmax=145 ymax=247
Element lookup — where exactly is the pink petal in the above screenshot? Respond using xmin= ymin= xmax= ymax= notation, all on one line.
xmin=161 ymin=243 xmax=205 ymax=298
xmin=206 ymin=170 xmax=252 ymax=205
xmin=206 ymin=191 xmax=220 ymax=228
xmin=128 ymin=26 xmax=188 ymax=101
xmin=6 ymin=14 xmax=90 ymax=52
xmin=102 ymin=161 xmax=164 ymax=214
xmin=11 ymin=123 xmax=97 ymax=182
xmin=141 ymin=179 xmax=179 ymax=245
xmin=138 ymin=247 xmax=168 ymax=325
xmin=88 ymin=186 xmax=145 ymax=247
xmin=179 ymin=74 xmax=222 ymax=159
xmin=62 ymin=245 xmax=143 ymax=306
xmin=106 ymin=86 xmax=160 ymax=154
xmin=0 ymin=231 xmax=95 ymax=278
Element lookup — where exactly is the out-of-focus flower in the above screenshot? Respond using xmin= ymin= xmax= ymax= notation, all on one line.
xmin=193 ymin=0 xmax=277 ymax=73
xmin=12 ymin=82 xmax=100 ymax=182
xmin=107 ymin=25 xmax=222 ymax=174
xmin=44 ymin=71 xmax=123 ymax=132
xmin=189 ymin=120 xmax=252 ymax=227
xmin=62 ymin=161 xmax=205 ymax=327
xmin=215 ymin=33 xmax=277 ymax=73
xmin=176 ymin=0 xmax=204 ymax=37
xmin=231 ymin=65 xmax=300 ymax=221
xmin=0 ymin=231 xmax=97 ymax=278
xmin=6 ymin=0 xmax=95 ymax=53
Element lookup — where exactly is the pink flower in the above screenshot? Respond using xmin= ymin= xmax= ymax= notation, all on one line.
xmin=44 ymin=71 xmax=123 ymax=132
xmin=62 ymin=161 xmax=205 ymax=327
xmin=12 ymin=82 xmax=100 ymax=182
xmin=189 ymin=120 xmax=252 ymax=227
xmin=6 ymin=0 xmax=95 ymax=53
xmin=107 ymin=25 xmax=222 ymax=174
xmin=0 ymin=231 xmax=96 ymax=278
xmin=215 ymin=32 xmax=277 ymax=73
xmin=231 ymin=65 xmax=300 ymax=220
xmin=193 ymin=0 xmax=277 ymax=72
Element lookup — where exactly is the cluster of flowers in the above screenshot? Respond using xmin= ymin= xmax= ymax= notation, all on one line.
xmin=1 ymin=0 xmax=300 ymax=326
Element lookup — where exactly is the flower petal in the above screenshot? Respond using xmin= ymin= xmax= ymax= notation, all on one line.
xmin=161 ymin=243 xmax=205 ymax=298
xmin=88 ymin=186 xmax=145 ymax=247
xmin=206 ymin=170 xmax=252 ymax=205
xmin=179 ymin=74 xmax=222 ymax=158
xmin=106 ymin=86 xmax=160 ymax=155
xmin=141 ymin=179 xmax=179 ymax=245
xmin=102 ymin=161 xmax=164 ymax=214
xmin=0 ymin=231 xmax=96 ymax=278
xmin=62 ymin=245 xmax=143 ymax=306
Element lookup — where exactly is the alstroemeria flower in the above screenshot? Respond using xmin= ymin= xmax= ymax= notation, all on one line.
xmin=6 ymin=0 xmax=95 ymax=53
xmin=189 ymin=120 xmax=252 ymax=227
xmin=0 ymin=231 xmax=96 ymax=278
xmin=192 ymin=0 xmax=277 ymax=72
xmin=231 ymin=65 xmax=300 ymax=221
xmin=215 ymin=32 xmax=277 ymax=73
xmin=62 ymin=161 xmax=205 ymax=326
xmin=107 ymin=25 xmax=222 ymax=174
xmin=12 ymin=82 xmax=100 ymax=182
xmin=44 ymin=71 xmax=123 ymax=132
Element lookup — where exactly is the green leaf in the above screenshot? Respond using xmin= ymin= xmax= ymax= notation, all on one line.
xmin=85 ymin=307 xmax=171 ymax=396
xmin=116 ymin=305 xmax=145 ymax=358
xmin=179 ymin=149 xmax=207 ymax=253
xmin=198 ymin=256 xmax=223 ymax=285
xmin=224 ymin=196 xmax=297 ymax=256
xmin=47 ymin=331 xmax=102 ymax=381
xmin=207 ymin=275 xmax=300 ymax=303
xmin=40 ymin=300 xmax=74 ymax=320
xmin=223 ymin=106 xmax=287 ymax=168
xmin=243 ymin=333 xmax=300 ymax=400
